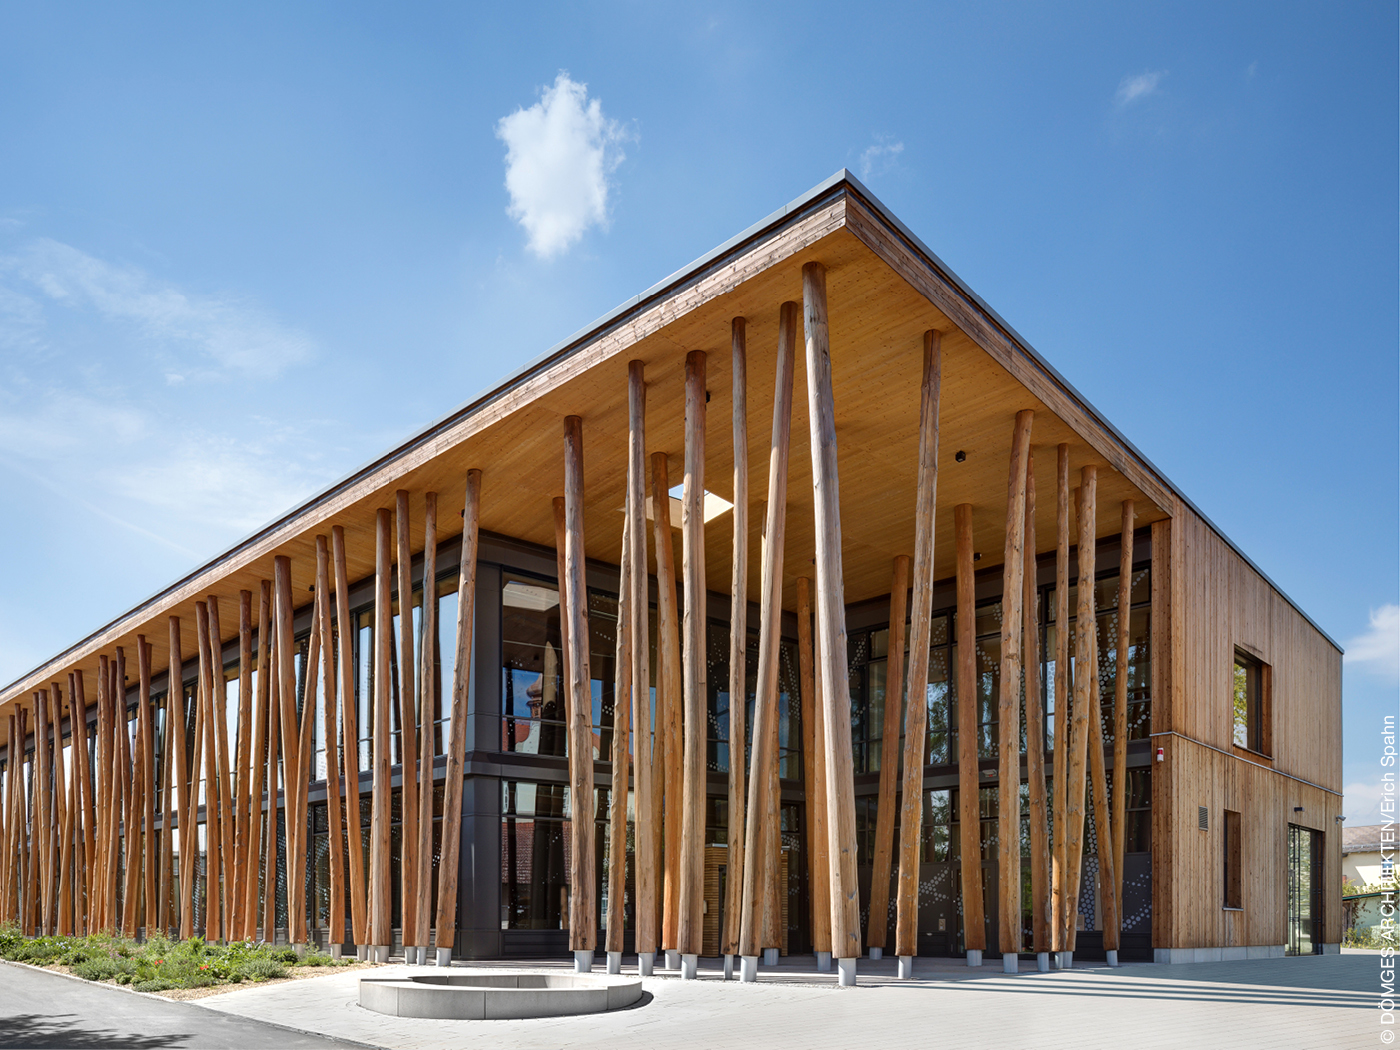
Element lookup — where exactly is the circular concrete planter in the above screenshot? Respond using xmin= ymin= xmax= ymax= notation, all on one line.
xmin=358 ymin=972 xmax=645 ymax=1020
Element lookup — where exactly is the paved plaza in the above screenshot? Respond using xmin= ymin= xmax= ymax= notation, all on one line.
xmin=187 ymin=950 xmax=1380 ymax=1050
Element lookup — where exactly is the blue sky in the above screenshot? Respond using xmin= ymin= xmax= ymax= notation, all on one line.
xmin=1 ymin=2 xmax=1395 ymax=821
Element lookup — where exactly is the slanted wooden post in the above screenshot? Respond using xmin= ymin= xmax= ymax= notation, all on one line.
xmin=627 ymin=363 xmax=656 ymax=969
xmin=998 ymin=410 xmax=1034 ymax=969
xmin=1024 ymin=452 xmax=1052 ymax=963
xmin=210 ymin=598 xmax=236 ymax=941
xmin=954 ymin=504 xmax=985 ymax=960
xmin=739 ymin=306 xmax=797 ymax=976
xmin=195 ymin=603 xmax=220 ymax=941
xmin=435 ymin=470 xmax=481 ymax=963
xmin=1050 ymin=444 xmax=1070 ymax=955
xmin=798 ymin=577 xmax=832 ymax=964
xmin=54 ymin=684 xmax=73 ymax=936
xmin=316 ymin=536 xmax=347 ymax=953
xmin=1061 ymin=469 xmax=1096 ymax=955
xmin=1112 ymin=500 xmax=1135 ymax=916
xmin=562 ymin=416 xmax=597 ymax=964
xmin=606 ymin=511 xmax=633 ymax=963
xmin=241 ymin=584 xmax=269 ymax=941
xmin=73 ymin=671 xmax=96 ymax=935
xmin=261 ymin=602 xmax=281 ymax=943
xmin=138 ymin=641 xmax=157 ymax=936
xmin=369 ymin=511 xmax=394 ymax=956
xmin=167 ymin=620 xmax=193 ymax=939
xmin=722 ymin=326 xmax=747 ymax=968
xmin=868 ymin=555 xmax=909 ymax=957
xmin=35 ymin=689 xmax=51 ymax=934
xmin=802 ymin=261 xmax=861 ymax=978
xmin=650 ymin=453 xmax=682 ymax=958
xmin=1085 ymin=485 xmax=1121 ymax=961
xmin=332 ymin=529 xmax=368 ymax=951
xmin=676 ymin=350 xmax=708 ymax=975
xmin=232 ymin=591 xmax=254 ymax=939
xmin=894 ymin=330 xmax=942 ymax=969
xmin=415 ymin=498 xmax=438 ymax=958
xmin=394 ymin=491 xmax=421 ymax=958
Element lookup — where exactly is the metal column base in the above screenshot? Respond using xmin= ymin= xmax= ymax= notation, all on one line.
xmin=573 ymin=950 xmax=594 ymax=973
xmin=762 ymin=947 xmax=778 ymax=966
xmin=329 ymin=945 xmax=343 ymax=960
xmin=740 ymin=955 xmax=759 ymax=983
xmin=1036 ymin=952 xmax=1050 ymax=972
xmin=869 ymin=947 xmax=882 ymax=960
xmin=837 ymin=958 xmax=857 ymax=987
xmin=1106 ymin=950 xmax=1119 ymax=968
xmin=1003 ymin=953 xmax=1019 ymax=974
xmin=966 ymin=949 xmax=982 ymax=967
xmin=638 ymin=952 xmax=655 ymax=976
xmin=897 ymin=955 xmax=914 ymax=979
xmin=680 ymin=954 xmax=699 ymax=980
xmin=436 ymin=947 xmax=452 ymax=967
xmin=665 ymin=950 xmax=680 ymax=970
xmin=815 ymin=951 xmax=832 ymax=972
xmin=606 ymin=951 xmax=622 ymax=974
xmin=723 ymin=955 xmax=734 ymax=980
xmin=356 ymin=944 xmax=369 ymax=962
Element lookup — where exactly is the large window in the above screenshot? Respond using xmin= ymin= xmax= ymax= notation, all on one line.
xmin=1232 ymin=650 xmax=1268 ymax=754
xmin=706 ymin=623 xmax=801 ymax=781
xmin=500 ymin=780 xmax=610 ymax=932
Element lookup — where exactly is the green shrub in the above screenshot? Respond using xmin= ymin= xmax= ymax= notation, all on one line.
xmin=132 ymin=977 xmax=178 ymax=993
xmin=71 ymin=956 xmax=134 ymax=982
xmin=237 ymin=957 xmax=288 ymax=982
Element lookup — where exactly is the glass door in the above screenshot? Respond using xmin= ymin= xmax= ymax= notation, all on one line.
xmin=1287 ymin=824 xmax=1323 ymax=956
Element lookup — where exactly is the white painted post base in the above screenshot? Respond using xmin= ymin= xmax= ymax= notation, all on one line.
xmin=573 ymin=950 xmax=594 ymax=973
xmin=897 ymin=955 xmax=915 ymax=979
xmin=740 ymin=955 xmax=759 ymax=983
xmin=436 ymin=948 xmax=452 ymax=967
xmin=815 ymin=951 xmax=832 ymax=972
xmin=373 ymin=944 xmax=391 ymax=963
xmin=330 ymin=944 xmax=343 ymax=960
xmin=1003 ymin=953 xmax=1019 ymax=974
xmin=1060 ymin=951 xmax=1073 ymax=969
xmin=869 ymin=947 xmax=882 ymax=960
xmin=638 ymin=952 xmax=655 ymax=976
xmin=406 ymin=946 xmax=419 ymax=965
xmin=966 ymin=949 xmax=982 ymax=967
xmin=665 ymin=950 xmax=680 ymax=970
xmin=1106 ymin=950 xmax=1119 ymax=968
xmin=681 ymin=954 xmax=699 ymax=980
xmin=762 ymin=947 xmax=778 ymax=966
xmin=837 ymin=958 xmax=857 ymax=987
xmin=606 ymin=951 xmax=622 ymax=974
xmin=723 ymin=954 xmax=734 ymax=980
xmin=356 ymin=944 xmax=369 ymax=962
xmin=1036 ymin=952 xmax=1050 ymax=972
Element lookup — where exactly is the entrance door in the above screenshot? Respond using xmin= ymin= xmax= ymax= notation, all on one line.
xmin=1287 ymin=825 xmax=1323 ymax=956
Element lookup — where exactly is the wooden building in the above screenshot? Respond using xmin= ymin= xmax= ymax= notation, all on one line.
xmin=0 ymin=172 xmax=1342 ymax=979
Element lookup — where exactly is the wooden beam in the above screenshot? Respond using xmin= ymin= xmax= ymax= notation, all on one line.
xmin=369 ymin=510 xmax=393 ymax=950
xmin=55 ymin=684 xmax=73 ymax=936
xmin=332 ymin=530 xmax=367 ymax=949
xmin=954 ymin=504 xmax=985 ymax=954
xmin=562 ymin=415 xmax=596 ymax=954
xmin=1112 ymin=500 xmax=1135 ymax=917
xmin=1062 ymin=469 xmax=1096 ymax=952
xmin=1050 ymin=444 xmax=1070 ymax=953
xmin=72 ymin=671 xmax=96 ymax=935
xmin=722 ymin=326 xmax=747 ymax=963
xmin=232 ymin=591 xmax=254 ymax=940
xmin=1024 ymin=451 xmax=1051 ymax=956
xmin=317 ymin=536 xmax=347 ymax=952
xmin=194 ymin=602 xmax=218 ymax=941
xmin=650 ymin=453 xmax=682 ymax=954
xmin=415 ymin=498 xmax=438 ymax=954
xmin=802 ymin=261 xmax=861 ymax=964
xmin=998 ymin=409 xmax=1034 ymax=962
xmin=167 ymin=619 xmax=192 ymax=940
xmin=678 ymin=349 xmax=708 ymax=963
xmin=435 ymin=470 xmax=481 ymax=958
xmin=894 ymin=330 xmax=942 ymax=962
xmin=1085 ymin=490 xmax=1121 ymax=955
xmin=606 ymin=510 xmax=633 ymax=956
xmin=138 ymin=640 xmax=157 ymax=936
xmin=394 ymin=490 xmax=421 ymax=953
xmin=35 ymin=689 xmax=51 ymax=934
xmin=868 ymin=554 xmax=909 ymax=953
xmin=627 ymin=361 xmax=656 ymax=963
xmin=274 ymin=557 xmax=306 ymax=946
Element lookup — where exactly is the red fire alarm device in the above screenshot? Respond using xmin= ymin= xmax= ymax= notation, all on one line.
xmin=1156 ymin=747 xmax=1165 ymax=762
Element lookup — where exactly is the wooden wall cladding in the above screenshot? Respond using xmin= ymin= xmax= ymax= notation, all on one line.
xmin=1160 ymin=734 xmax=1341 ymax=949
xmin=1172 ymin=505 xmax=1342 ymax=792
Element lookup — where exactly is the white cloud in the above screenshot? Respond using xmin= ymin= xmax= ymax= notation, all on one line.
xmin=3 ymin=238 xmax=314 ymax=377
xmin=857 ymin=136 xmax=904 ymax=181
xmin=1115 ymin=70 xmax=1166 ymax=108
xmin=496 ymin=72 xmax=628 ymax=259
xmin=1345 ymin=603 xmax=1400 ymax=682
